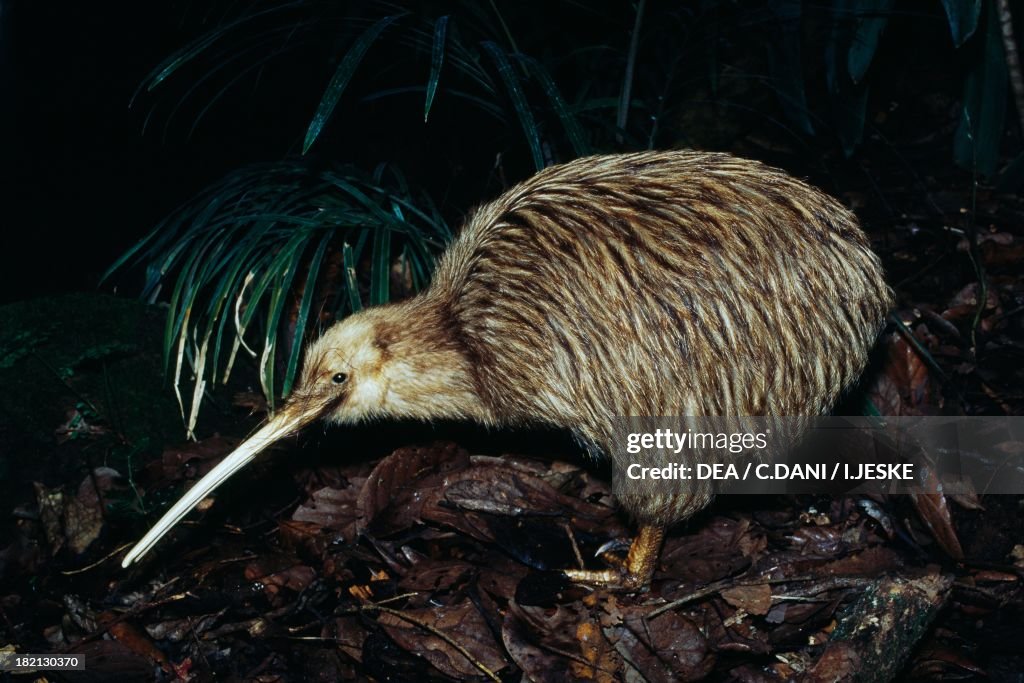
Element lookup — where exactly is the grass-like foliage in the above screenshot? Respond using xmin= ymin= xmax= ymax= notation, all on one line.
xmin=112 ymin=0 xmax=1016 ymax=434
xmin=106 ymin=161 xmax=450 ymax=437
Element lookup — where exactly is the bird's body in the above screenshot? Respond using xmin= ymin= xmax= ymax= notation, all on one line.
xmin=124 ymin=150 xmax=892 ymax=586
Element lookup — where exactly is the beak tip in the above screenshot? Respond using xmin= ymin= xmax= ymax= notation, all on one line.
xmin=118 ymin=413 xmax=306 ymax=573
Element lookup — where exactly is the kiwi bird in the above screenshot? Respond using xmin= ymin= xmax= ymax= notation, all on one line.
xmin=122 ymin=150 xmax=892 ymax=588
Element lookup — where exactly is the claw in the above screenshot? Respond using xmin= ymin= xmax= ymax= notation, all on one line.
xmin=562 ymin=525 xmax=665 ymax=592
xmin=596 ymin=537 xmax=632 ymax=557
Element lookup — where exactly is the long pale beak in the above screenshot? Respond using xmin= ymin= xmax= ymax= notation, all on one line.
xmin=121 ymin=402 xmax=322 ymax=568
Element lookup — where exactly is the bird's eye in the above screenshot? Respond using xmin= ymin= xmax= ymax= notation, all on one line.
xmin=332 ymin=372 xmax=348 ymax=384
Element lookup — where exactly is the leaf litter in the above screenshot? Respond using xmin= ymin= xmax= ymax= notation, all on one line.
xmin=5 ymin=153 xmax=1024 ymax=681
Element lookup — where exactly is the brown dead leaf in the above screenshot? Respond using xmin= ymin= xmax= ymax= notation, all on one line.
xmin=377 ymin=600 xmax=508 ymax=679
xmin=806 ymin=641 xmax=860 ymax=681
xmin=325 ymin=616 xmax=368 ymax=663
xmin=819 ymin=547 xmax=903 ymax=576
xmin=478 ymin=555 xmax=530 ymax=599
xmin=908 ymin=642 xmax=987 ymax=680
xmin=103 ymin=613 xmax=174 ymax=675
xmin=277 ymin=518 xmax=330 ymax=559
xmin=946 ymin=282 xmax=1000 ymax=313
xmin=572 ymin=619 xmax=618 ymax=683
xmin=397 ymin=558 xmax=475 ymax=593
xmin=33 ymin=481 xmax=66 ymax=553
xmin=786 ymin=525 xmax=847 ymax=557
xmin=692 ymin=598 xmax=772 ymax=654
xmin=721 ymin=584 xmax=772 ymax=615
xmin=729 ymin=661 xmax=796 ymax=682
xmin=431 ymin=464 xmax=618 ymax=535
xmin=33 ymin=467 xmax=122 ymax=555
xmin=291 ymin=478 xmax=365 ymax=543
xmin=942 ymin=282 xmax=1001 ymax=326
xmin=71 ymin=640 xmax=160 ymax=680
xmin=419 ymin=463 xmax=623 ymax=565
xmin=910 ymin=462 xmax=964 ymax=560
xmin=910 ymin=493 xmax=964 ymax=560
xmin=660 ymin=518 xmax=762 ymax=583
xmin=957 ymin=232 xmax=1024 ymax=268
xmin=503 ymin=600 xmax=606 ymax=682
xmin=867 ymin=334 xmax=936 ymax=415
xmin=358 ymin=443 xmax=471 ymax=536
xmin=601 ymin=605 xmax=714 ymax=682
xmin=258 ymin=565 xmax=316 ymax=603
xmin=146 ymin=609 xmax=226 ymax=642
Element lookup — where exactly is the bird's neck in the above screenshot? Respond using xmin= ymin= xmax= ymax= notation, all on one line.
xmin=368 ymin=298 xmax=492 ymax=425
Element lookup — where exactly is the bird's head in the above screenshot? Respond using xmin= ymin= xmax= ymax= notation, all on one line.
xmin=292 ymin=303 xmax=481 ymax=425
xmin=122 ymin=299 xmax=485 ymax=567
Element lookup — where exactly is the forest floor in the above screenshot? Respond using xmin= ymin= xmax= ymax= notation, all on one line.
xmin=2 ymin=128 xmax=1024 ymax=681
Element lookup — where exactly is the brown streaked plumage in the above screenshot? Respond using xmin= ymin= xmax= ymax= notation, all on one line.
xmin=122 ymin=150 xmax=893 ymax=588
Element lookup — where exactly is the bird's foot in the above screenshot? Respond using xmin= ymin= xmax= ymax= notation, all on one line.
xmin=561 ymin=525 xmax=665 ymax=592
xmin=562 ymin=566 xmax=651 ymax=591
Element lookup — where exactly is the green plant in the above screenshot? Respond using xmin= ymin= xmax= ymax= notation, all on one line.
xmin=112 ymin=0 xmax=1020 ymax=434
xmin=106 ymin=161 xmax=451 ymax=437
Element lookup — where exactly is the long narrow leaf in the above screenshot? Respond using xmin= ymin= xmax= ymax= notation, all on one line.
xmin=100 ymin=224 xmax=163 ymax=283
xmin=953 ymin=0 xmax=1008 ymax=176
xmin=363 ymin=85 xmax=507 ymax=121
xmin=480 ymin=41 xmax=546 ymax=171
xmin=261 ymin=235 xmax=307 ymax=408
xmin=847 ymin=0 xmax=894 ymax=84
xmin=134 ymin=1 xmax=307 ymax=100
xmin=283 ymin=231 xmax=333 ymax=396
xmin=424 ymin=16 xmax=449 ymax=122
xmin=518 ymin=54 xmax=590 ymax=157
xmin=369 ymin=225 xmax=391 ymax=306
xmin=396 ymin=25 xmax=496 ymax=95
xmin=941 ymin=0 xmax=982 ymax=47
xmin=303 ymin=13 xmax=405 ymax=154
xmin=206 ymin=221 xmax=277 ymax=383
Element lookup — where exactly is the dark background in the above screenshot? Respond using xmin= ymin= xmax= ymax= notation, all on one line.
xmin=2 ymin=0 xmax=1005 ymax=305
xmin=3 ymin=1 xmax=334 ymax=302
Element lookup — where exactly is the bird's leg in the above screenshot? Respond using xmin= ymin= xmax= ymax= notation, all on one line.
xmin=562 ymin=524 xmax=665 ymax=591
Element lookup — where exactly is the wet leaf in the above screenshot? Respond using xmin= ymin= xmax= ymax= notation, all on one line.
xmin=291 ymin=479 xmax=365 ymax=544
xmin=503 ymin=600 xmax=604 ymax=682
xmin=721 ymin=584 xmax=772 ymax=615
xmin=377 ymin=600 xmax=508 ymax=679
xmin=867 ymin=334 xmax=935 ymax=416
xmin=910 ymin=466 xmax=964 ymax=560
xmin=104 ymin=614 xmax=176 ymax=675
xmin=660 ymin=518 xmax=763 ymax=583
xmin=358 ymin=443 xmax=471 ymax=536
xmin=302 ymin=14 xmax=405 ymax=154
xmin=602 ymin=605 xmax=713 ymax=682
xmin=34 ymin=468 xmax=123 ymax=555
